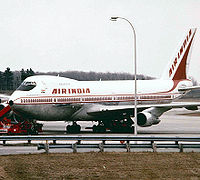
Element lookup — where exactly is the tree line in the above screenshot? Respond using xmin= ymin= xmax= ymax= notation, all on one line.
xmin=38 ymin=71 xmax=154 ymax=81
xmin=0 ymin=68 xmax=35 ymax=91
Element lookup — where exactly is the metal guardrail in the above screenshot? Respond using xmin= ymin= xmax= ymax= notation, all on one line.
xmin=1 ymin=135 xmax=200 ymax=153
xmin=1 ymin=135 xmax=200 ymax=141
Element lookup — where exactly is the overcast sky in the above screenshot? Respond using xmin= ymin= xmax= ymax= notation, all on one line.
xmin=0 ymin=0 xmax=200 ymax=81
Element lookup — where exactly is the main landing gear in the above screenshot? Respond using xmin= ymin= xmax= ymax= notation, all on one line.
xmin=92 ymin=118 xmax=135 ymax=133
xmin=92 ymin=121 xmax=106 ymax=133
xmin=111 ymin=118 xmax=135 ymax=133
xmin=66 ymin=118 xmax=135 ymax=133
xmin=66 ymin=122 xmax=81 ymax=134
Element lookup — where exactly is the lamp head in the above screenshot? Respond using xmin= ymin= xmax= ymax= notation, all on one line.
xmin=110 ymin=17 xmax=118 ymax=21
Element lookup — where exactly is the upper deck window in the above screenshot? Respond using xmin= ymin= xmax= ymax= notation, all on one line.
xmin=17 ymin=81 xmax=37 ymax=91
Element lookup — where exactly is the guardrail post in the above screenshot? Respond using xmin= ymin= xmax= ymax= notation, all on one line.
xmin=99 ymin=143 xmax=104 ymax=152
xmin=151 ymin=141 xmax=157 ymax=152
xmin=126 ymin=141 xmax=130 ymax=152
xmin=37 ymin=144 xmax=44 ymax=150
xmin=179 ymin=143 xmax=183 ymax=152
xmin=73 ymin=143 xmax=77 ymax=153
xmin=44 ymin=140 xmax=49 ymax=154
xmin=3 ymin=140 xmax=6 ymax=145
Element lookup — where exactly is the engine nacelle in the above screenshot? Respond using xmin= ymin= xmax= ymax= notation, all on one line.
xmin=137 ymin=112 xmax=161 ymax=127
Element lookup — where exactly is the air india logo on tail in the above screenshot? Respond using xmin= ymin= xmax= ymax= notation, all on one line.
xmin=169 ymin=29 xmax=193 ymax=78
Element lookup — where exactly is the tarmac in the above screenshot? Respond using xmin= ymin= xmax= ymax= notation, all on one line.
xmin=1 ymin=108 xmax=200 ymax=155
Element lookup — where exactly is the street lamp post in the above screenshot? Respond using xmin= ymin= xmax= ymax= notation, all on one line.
xmin=110 ymin=17 xmax=137 ymax=135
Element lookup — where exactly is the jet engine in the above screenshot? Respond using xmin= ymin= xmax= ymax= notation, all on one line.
xmin=137 ymin=112 xmax=161 ymax=127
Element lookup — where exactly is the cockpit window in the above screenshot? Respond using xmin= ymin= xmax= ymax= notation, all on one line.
xmin=17 ymin=81 xmax=37 ymax=91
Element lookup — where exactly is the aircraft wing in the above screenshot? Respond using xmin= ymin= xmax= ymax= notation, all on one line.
xmin=87 ymin=101 xmax=200 ymax=116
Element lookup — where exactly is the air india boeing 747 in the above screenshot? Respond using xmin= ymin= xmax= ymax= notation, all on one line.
xmin=5 ymin=28 xmax=200 ymax=133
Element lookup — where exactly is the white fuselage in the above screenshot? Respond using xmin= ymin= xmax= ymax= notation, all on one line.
xmin=9 ymin=75 xmax=192 ymax=121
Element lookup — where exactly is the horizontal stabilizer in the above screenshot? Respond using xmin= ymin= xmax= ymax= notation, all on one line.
xmin=178 ymin=86 xmax=200 ymax=92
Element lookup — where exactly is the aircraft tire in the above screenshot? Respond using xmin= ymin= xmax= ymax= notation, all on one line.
xmin=93 ymin=125 xmax=106 ymax=133
xmin=131 ymin=126 xmax=135 ymax=134
xmin=66 ymin=125 xmax=81 ymax=134
xmin=77 ymin=125 xmax=81 ymax=133
xmin=111 ymin=125 xmax=134 ymax=133
xmin=92 ymin=125 xmax=97 ymax=133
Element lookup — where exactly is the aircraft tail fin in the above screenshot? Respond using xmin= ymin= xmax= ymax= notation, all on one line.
xmin=161 ymin=28 xmax=197 ymax=80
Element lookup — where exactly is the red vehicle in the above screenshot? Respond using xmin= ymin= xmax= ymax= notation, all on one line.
xmin=0 ymin=104 xmax=43 ymax=135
